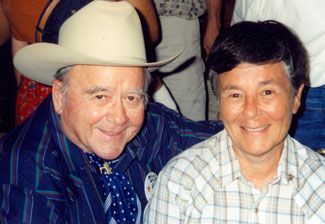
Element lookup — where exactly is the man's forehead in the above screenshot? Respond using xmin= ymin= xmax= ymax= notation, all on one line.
xmin=65 ymin=65 xmax=145 ymax=82
xmin=65 ymin=65 xmax=145 ymax=92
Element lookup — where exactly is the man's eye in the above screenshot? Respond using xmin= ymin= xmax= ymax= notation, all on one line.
xmin=128 ymin=96 xmax=135 ymax=101
xmin=126 ymin=95 xmax=142 ymax=105
xmin=96 ymin=95 xmax=105 ymax=100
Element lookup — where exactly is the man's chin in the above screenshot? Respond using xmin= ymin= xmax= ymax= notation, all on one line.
xmin=93 ymin=145 xmax=125 ymax=160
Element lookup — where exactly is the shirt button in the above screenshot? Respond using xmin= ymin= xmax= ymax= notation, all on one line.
xmin=288 ymin=174 xmax=294 ymax=181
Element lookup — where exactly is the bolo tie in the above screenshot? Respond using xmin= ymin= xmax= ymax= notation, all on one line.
xmin=87 ymin=153 xmax=142 ymax=223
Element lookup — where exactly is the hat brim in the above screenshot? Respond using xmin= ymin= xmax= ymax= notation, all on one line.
xmin=14 ymin=43 xmax=182 ymax=86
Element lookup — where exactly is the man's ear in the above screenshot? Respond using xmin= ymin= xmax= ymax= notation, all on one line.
xmin=52 ymin=80 xmax=66 ymax=114
xmin=292 ymin=84 xmax=304 ymax=114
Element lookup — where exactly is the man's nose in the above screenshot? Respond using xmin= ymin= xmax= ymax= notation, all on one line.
xmin=106 ymin=99 xmax=128 ymax=125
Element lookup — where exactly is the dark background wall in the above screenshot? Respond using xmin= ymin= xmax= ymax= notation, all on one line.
xmin=0 ymin=41 xmax=16 ymax=134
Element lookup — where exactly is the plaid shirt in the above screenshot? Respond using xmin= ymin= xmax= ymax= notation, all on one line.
xmin=0 ymin=95 xmax=222 ymax=223
xmin=144 ymin=130 xmax=325 ymax=223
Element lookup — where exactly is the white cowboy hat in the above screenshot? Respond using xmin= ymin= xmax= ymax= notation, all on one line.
xmin=13 ymin=0 xmax=182 ymax=86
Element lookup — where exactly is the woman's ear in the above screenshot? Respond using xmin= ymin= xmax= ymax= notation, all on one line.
xmin=52 ymin=80 xmax=66 ymax=114
xmin=292 ymin=84 xmax=304 ymax=114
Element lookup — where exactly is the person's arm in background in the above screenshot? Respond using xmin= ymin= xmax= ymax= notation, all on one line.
xmin=11 ymin=37 xmax=28 ymax=86
xmin=127 ymin=0 xmax=179 ymax=110
xmin=127 ymin=0 xmax=159 ymax=45
xmin=203 ymin=0 xmax=222 ymax=58
xmin=0 ymin=2 xmax=10 ymax=46
xmin=141 ymin=103 xmax=223 ymax=168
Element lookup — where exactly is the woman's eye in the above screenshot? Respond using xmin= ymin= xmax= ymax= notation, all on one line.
xmin=231 ymin=93 xmax=240 ymax=98
xmin=264 ymin=90 xmax=274 ymax=95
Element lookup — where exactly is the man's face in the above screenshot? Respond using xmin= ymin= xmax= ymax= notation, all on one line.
xmin=53 ymin=65 xmax=145 ymax=160
xmin=218 ymin=62 xmax=303 ymax=158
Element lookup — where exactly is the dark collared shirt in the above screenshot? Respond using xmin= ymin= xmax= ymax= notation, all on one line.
xmin=0 ymin=95 xmax=222 ymax=223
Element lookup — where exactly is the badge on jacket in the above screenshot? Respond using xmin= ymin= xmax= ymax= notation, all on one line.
xmin=144 ymin=172 xmax=158 ymax=201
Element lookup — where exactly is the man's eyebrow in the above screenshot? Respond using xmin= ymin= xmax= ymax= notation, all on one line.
xmin=85 ymin=87 xmax=145 ymax=96
xmin=85 ymin=87 xmax=109 ymax=94
xmin=130 ymin=89 xmax=146 ymax=96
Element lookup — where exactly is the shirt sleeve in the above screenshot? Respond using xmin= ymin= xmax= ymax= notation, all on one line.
xmin=144 ymin=103 xmax=222 ymax=167
xmin=231 ymin=0 xmax=245 ymax=25
xmin=0 ymin=184 xmax=67 ymax=223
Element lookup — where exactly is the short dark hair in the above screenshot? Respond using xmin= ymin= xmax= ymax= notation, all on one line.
xmin=208 ymin=20 xmax=309 ymax=96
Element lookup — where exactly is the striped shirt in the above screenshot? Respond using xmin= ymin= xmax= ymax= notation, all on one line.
xmin=144 ymin=130 xmax=325 ymax=223
xmin=0 ymin=95 xmax=222 ymax=223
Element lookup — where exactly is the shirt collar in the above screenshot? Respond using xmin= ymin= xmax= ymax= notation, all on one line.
xmin=215 ymin=130 xmax=243 ymax=187
xmin=275 ymin=135 xmax=300 ymax=188
xmin=216 ymin=131 xmax=300 ymax=189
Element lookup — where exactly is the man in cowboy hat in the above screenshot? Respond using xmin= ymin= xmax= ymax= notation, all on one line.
xmin=0 ymin=1 xmax=222 ymax=223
